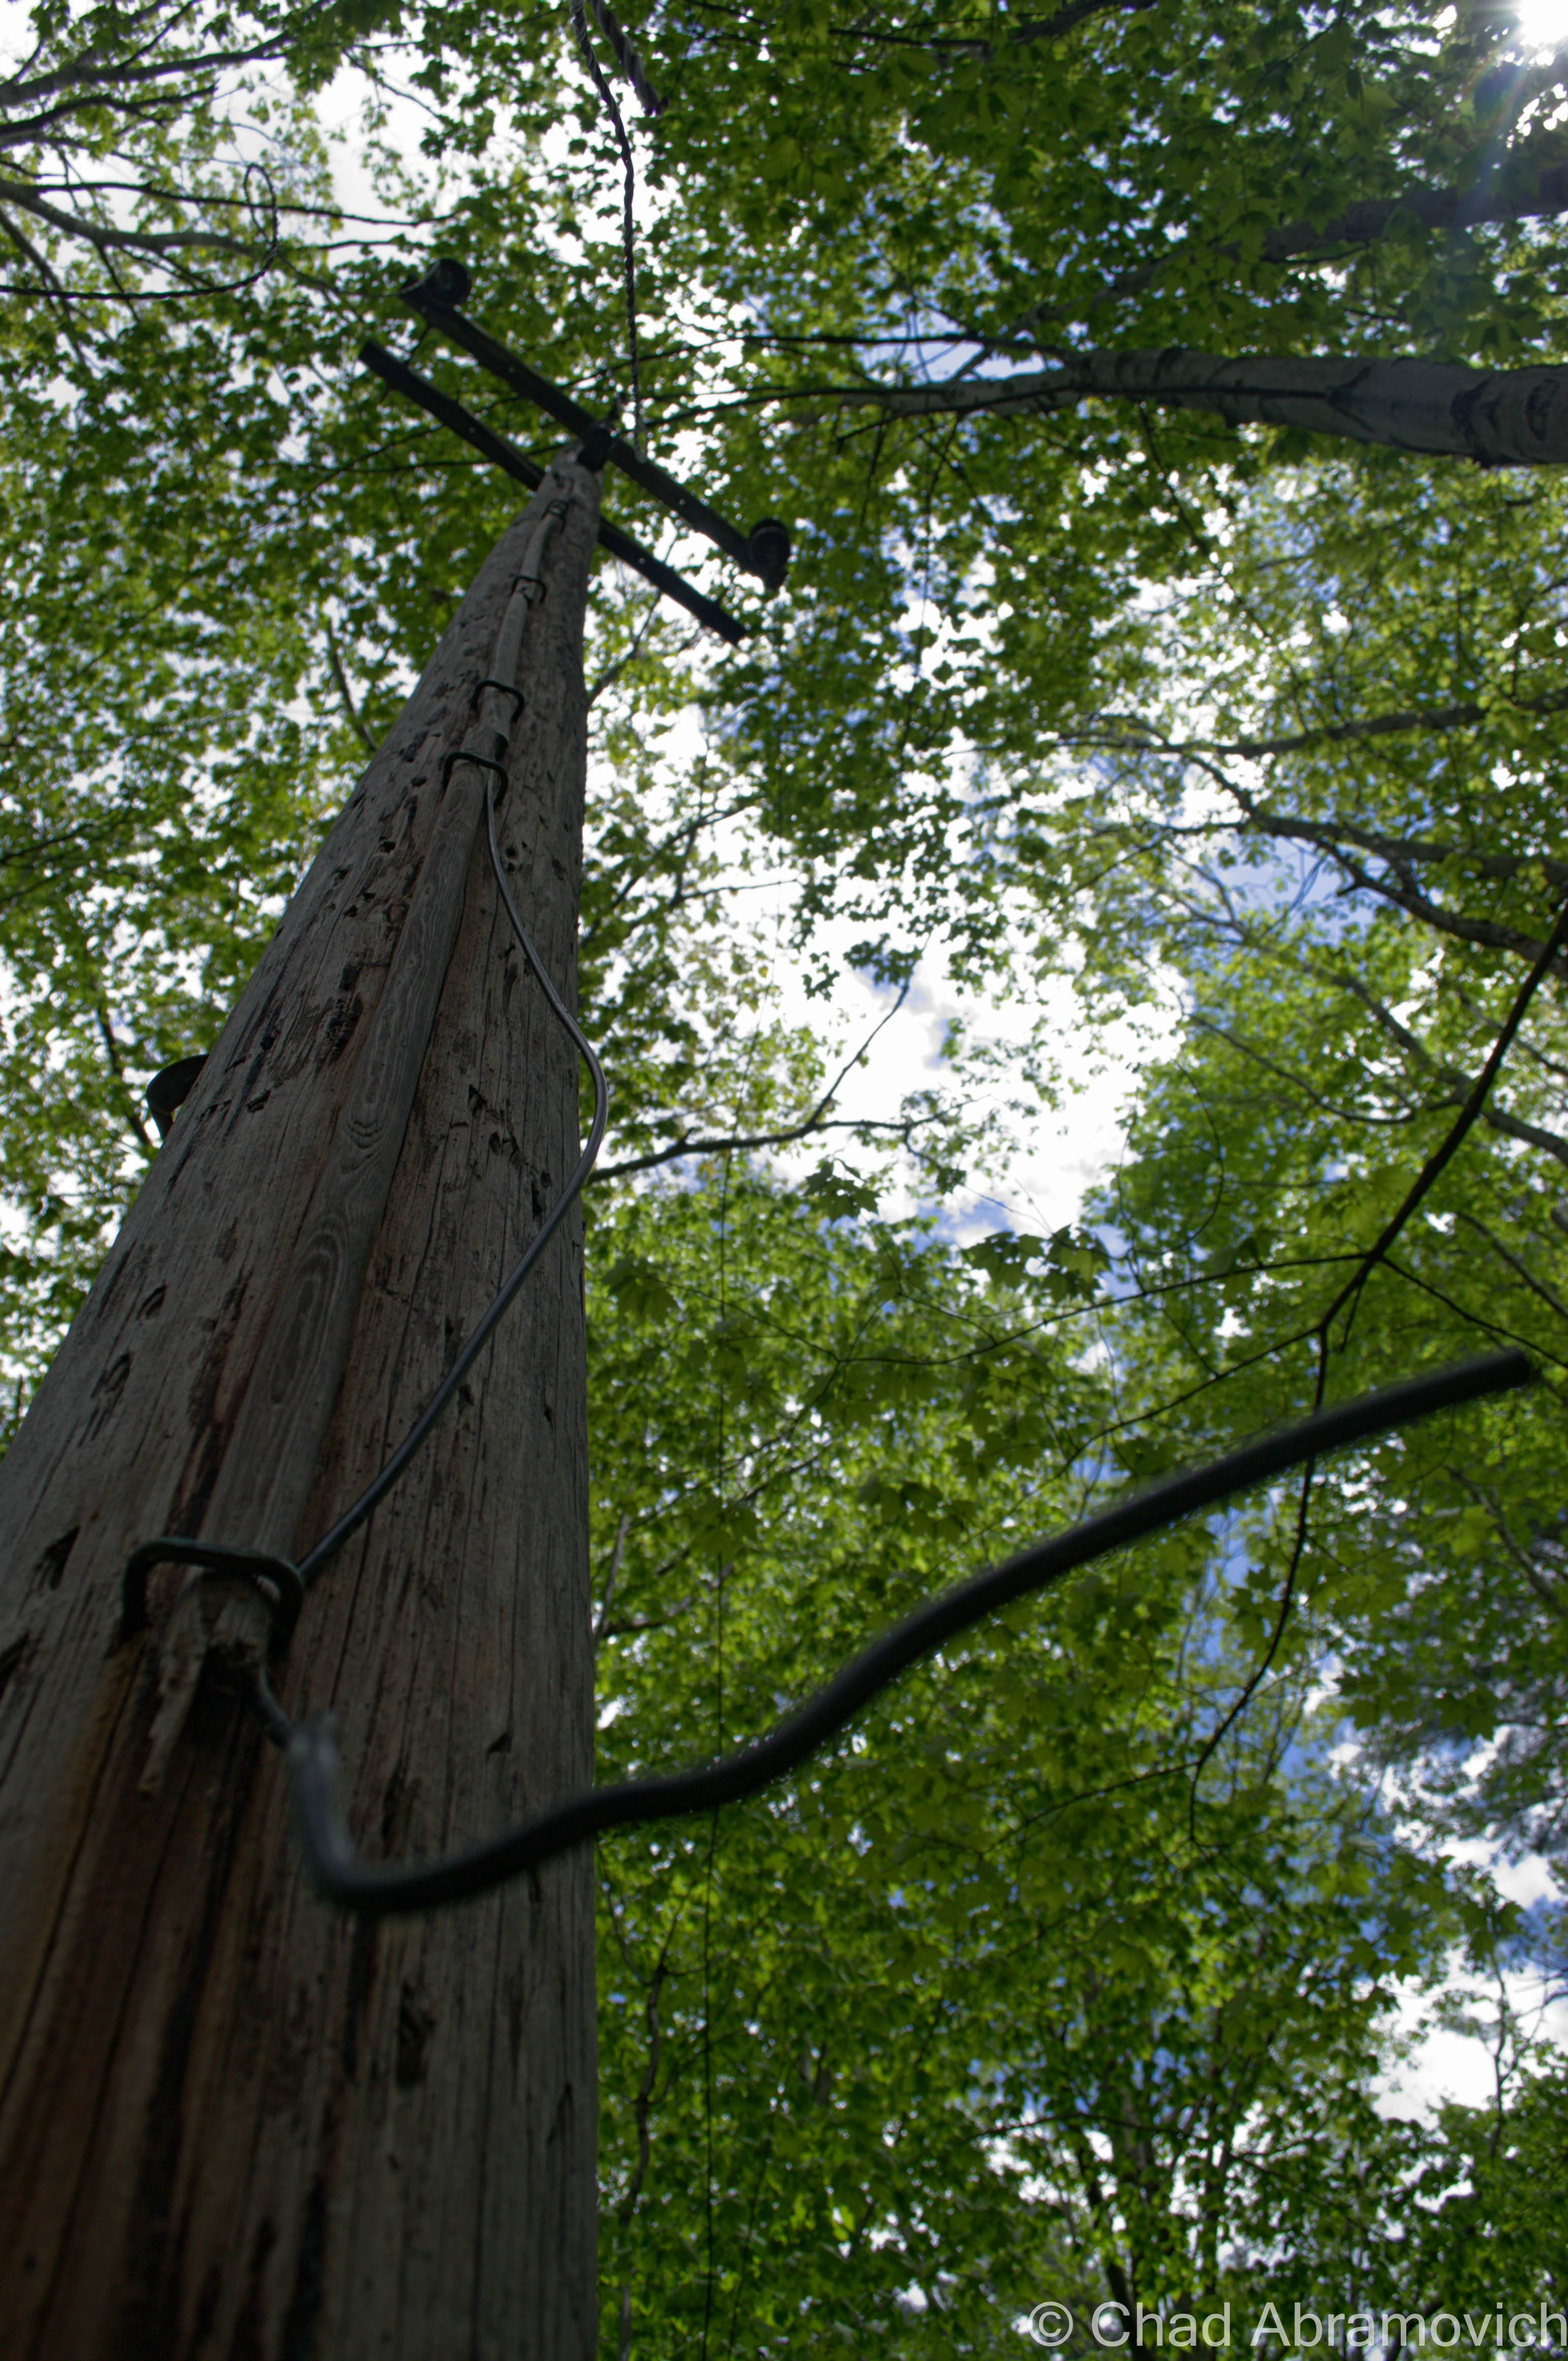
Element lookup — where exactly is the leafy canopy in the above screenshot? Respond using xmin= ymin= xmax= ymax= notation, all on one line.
xmin=5 ymin=0 xmax=1568 ymax=2346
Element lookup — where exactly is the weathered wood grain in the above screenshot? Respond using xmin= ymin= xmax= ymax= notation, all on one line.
xmin=0 ymin=458 xmax=600 ymax=2358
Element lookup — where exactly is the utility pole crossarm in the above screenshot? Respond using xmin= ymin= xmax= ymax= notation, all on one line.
xmin=400 ymin=278 xmax=791 ymax=589
xmin=361 ymin=338 xmax=750 ymax=645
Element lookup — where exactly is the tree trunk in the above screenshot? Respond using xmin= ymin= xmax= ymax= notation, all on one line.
xmin=835 ymin=346 xmax=1568 ymax=466
xmin=0 ymin=457 xmax=601 ymax=2360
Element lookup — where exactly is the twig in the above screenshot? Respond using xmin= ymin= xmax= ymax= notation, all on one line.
xmin=325 ymin=625 xmax=377 ymax=754
xmin=1318 ymin=892 xmax=1568 ymax=1345
xmin=570 ymin=0 xmax=645 ymax=453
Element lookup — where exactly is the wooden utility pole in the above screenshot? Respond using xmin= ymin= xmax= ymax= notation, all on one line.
xmin=0 ymin=457 xmax=601 ymax=2359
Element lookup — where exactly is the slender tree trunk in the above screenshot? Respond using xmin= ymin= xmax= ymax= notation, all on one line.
xmin=835 ymin=347 xmax=1568 ymax=466
xmin=0 ymin=458 xmax=601 ymax=2359
xmin=1095 ymin=128 xmax=1568 ymax=302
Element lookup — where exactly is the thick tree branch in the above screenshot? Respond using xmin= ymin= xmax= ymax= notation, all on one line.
xmin=1252 ymin=808 xmax=1568 ymax=894
xmin=813 ymin=347 xmax=1568 ymax=469
xmin=0 ymin=12 xmax=315 ymax=117
xmin=1082 ymin=676 xmax=1568 ymax=768
xmin=1097 ymin=118 xmax=1568 ymax=310
xmin=1213 ymin=789 xmax=1568 ymax=981
xmin=828 ymin=0 xmax=1156 ymax=59
xmin=1252 ymin=134 xmax=1568 ymax=263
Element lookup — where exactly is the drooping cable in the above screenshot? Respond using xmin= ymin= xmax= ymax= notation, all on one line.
xmin=271 ymin=1347 xmax=1530 ymax=1915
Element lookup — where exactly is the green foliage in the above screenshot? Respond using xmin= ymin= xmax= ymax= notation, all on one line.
xmin=586 ymin=1170 xmax=1460 ymax=2349
xmin=1065 ymin=452 xmax=1568 ymax=1863
xmin=6 ymin=0 xmax=1568 ymax=2342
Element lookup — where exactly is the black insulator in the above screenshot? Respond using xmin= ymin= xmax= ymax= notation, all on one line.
xmin=146 ymin=1053 xmax=208 ymax=1139
xmin=576 ymin=413 xmax=619 ymax=473
xmin=748 ymin=516 xmax=792 ymax=592
xmin=402 ymin=255 xmax=472 ymax=311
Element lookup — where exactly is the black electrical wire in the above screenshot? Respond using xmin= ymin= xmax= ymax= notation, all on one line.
xmin=272 ymin=1346 xmax=1530 ymax=1916
xmin=295 ymin=756 xmax=609 ymax=1588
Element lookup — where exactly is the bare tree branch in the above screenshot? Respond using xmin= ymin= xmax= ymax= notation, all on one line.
xmin=592 ymin=1110 xmax=931 ymax=1185
xmin=1068 ymin=677 xmax=1568 ymax=769
xmin=0 ymin=204 xmax=90 ymax=357
xmin=1207 ymin=786 xmax=1568 ymax=981
xmin=1094 ymin=114 xmax=1568 ymax=309
xmin=95 ymin=1005 xmax=155 ymax=1154
xmin=1455 ymin=1210 xmax=1568 ymax=1327
xmin=1453 ymin=1471 xmax=1568 ymax=1625
xmin=0 ymin=174 xmax=253 ymax=259
xmin=1321 ymin=965 xmax=1568 ymax=1170
xmin=325 ymin=626 xmax=378 ymax=754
